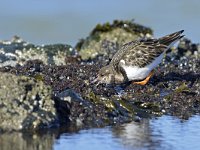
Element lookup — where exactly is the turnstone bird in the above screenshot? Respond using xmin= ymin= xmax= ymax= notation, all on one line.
xmin=94 ymin=30 xmax=184 ymax=85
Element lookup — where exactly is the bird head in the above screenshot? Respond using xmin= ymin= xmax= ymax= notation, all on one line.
xmin=93 ymin=65 xmax=114 ymax=85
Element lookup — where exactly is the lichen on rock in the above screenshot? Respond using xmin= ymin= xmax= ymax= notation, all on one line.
xmin=0 ymin=72 xmax=57 ymax=131
xmin=76 ymin=20 xmax=153 ymax=60
xmin=0 ymin=36 xmax=74 ymax=67
xmin=0 ymin=20 xmax=199 ymax=131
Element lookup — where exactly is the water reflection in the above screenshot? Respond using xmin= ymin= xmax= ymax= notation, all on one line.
xmin=0 ymin=126 xmax=81 ymax=150
xmin=112 ymin=119 xmax=154 ymax=149
xmin=112 ymin=115 xmax=200 ymax=150
xmin=1 ymin=115 xmax=200 ymax=150
xmin=0 ymin=131 xmax=55 ymax=150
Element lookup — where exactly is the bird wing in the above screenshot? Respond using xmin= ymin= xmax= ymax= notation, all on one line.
xmin=111 ymin=38 xmax=168 ymax=72
xmin=110 ymin=30 xmax=184 ymax=73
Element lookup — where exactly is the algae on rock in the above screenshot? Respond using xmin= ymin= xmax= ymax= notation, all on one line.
xmin=76 ymin=20 xmax=153 ymax=60
xmin=0 ymin=36 xmax=74 ymax=67
xmin=0 ymin=72 xmax=57 ymax=131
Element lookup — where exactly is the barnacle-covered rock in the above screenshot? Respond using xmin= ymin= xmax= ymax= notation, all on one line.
xmin=0 ymin=36 xmax=74 ymax=67
xmin=76 ymin=20 xmax=153 ymax=60
xmin=0 ymin=72 xmax=57 ymax=131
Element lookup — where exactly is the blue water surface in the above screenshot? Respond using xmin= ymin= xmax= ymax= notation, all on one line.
xmin=54 ymin=115 xmax=200 ymax=150
xmin=0 ymin=1 xmax=199 ymax=150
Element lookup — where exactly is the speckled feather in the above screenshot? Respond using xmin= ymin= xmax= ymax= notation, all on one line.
xmin=110 ymin=30 xmax=184 ymax=72
xmin=95 ymin=30 xmax=184 ymax=84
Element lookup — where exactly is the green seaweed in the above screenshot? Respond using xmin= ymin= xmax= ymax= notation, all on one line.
xmin=175 ymin=82 xmax=190 ymax=93
xmin=86 ymin=92 xmax=116 ymax=112
xmin=140 ymin=102 xmax=160 ymax=111
xmin=34 ymin=74 xmax=44 ymax=81
xmin=87 ymin=91 xmax=101 ymax=104
xmin=132 ymin=101 xmax=162 ymax=116
xmin=117 ymin=99 xmax=135 ymax=114
xmin=91 ymin=20 xmax=153 ymax=35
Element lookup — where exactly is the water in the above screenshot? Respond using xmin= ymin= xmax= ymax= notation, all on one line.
xmin=1 ymin=115 xmax=200 ymax=150
xmin=53 ymin=115 xmax=200 ymax=150
xmin=0 ymin=1 xmax=200 ymax=150
xmin=0 ymin=0 xmax=200 ymax=45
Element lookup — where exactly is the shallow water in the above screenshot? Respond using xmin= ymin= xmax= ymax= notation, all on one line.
xmin=0 ymin=1 xmax=200 ymax=150
xmin=1 ymin=115 xmax=200 ymax=150
xmin=53 ymin=115 xmax=200 ymax=150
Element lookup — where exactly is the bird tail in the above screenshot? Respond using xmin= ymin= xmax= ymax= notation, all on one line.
xmin=158 ymin=30 xmax=184 ymax=46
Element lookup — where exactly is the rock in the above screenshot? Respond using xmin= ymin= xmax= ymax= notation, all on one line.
xmin=0 ymin=20 xmax=199 ymax=130
xmin=76 ymin=20 xmax=153 ymax=60
xmin=177 ymin=38 xmax=200 ymax=57
xmin=54 ymin=89 xmax=94 ymax=127
xmin=0 ymin=36 xmax=75 ymax=67
xmin=0 ymin=72 xmax=57 ymax=131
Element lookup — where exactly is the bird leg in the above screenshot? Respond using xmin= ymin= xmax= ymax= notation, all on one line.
xmin=133 ymin=70 xmax=154 ymax=85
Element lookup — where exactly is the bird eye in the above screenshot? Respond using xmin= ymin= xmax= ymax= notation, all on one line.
xmin=100 ymin=74 xmax=104 ymax=77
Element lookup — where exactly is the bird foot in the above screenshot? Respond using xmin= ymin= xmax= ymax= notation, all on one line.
xmin=132 ymin=71 xmax=154 ymax=85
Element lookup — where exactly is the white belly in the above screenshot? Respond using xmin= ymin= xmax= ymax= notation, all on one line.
xmin=122 ymin=53 xmax=164 ymax=81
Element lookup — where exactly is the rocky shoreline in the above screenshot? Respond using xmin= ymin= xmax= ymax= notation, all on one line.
xmin=0 ymin=20 xmax=199 ymax=131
